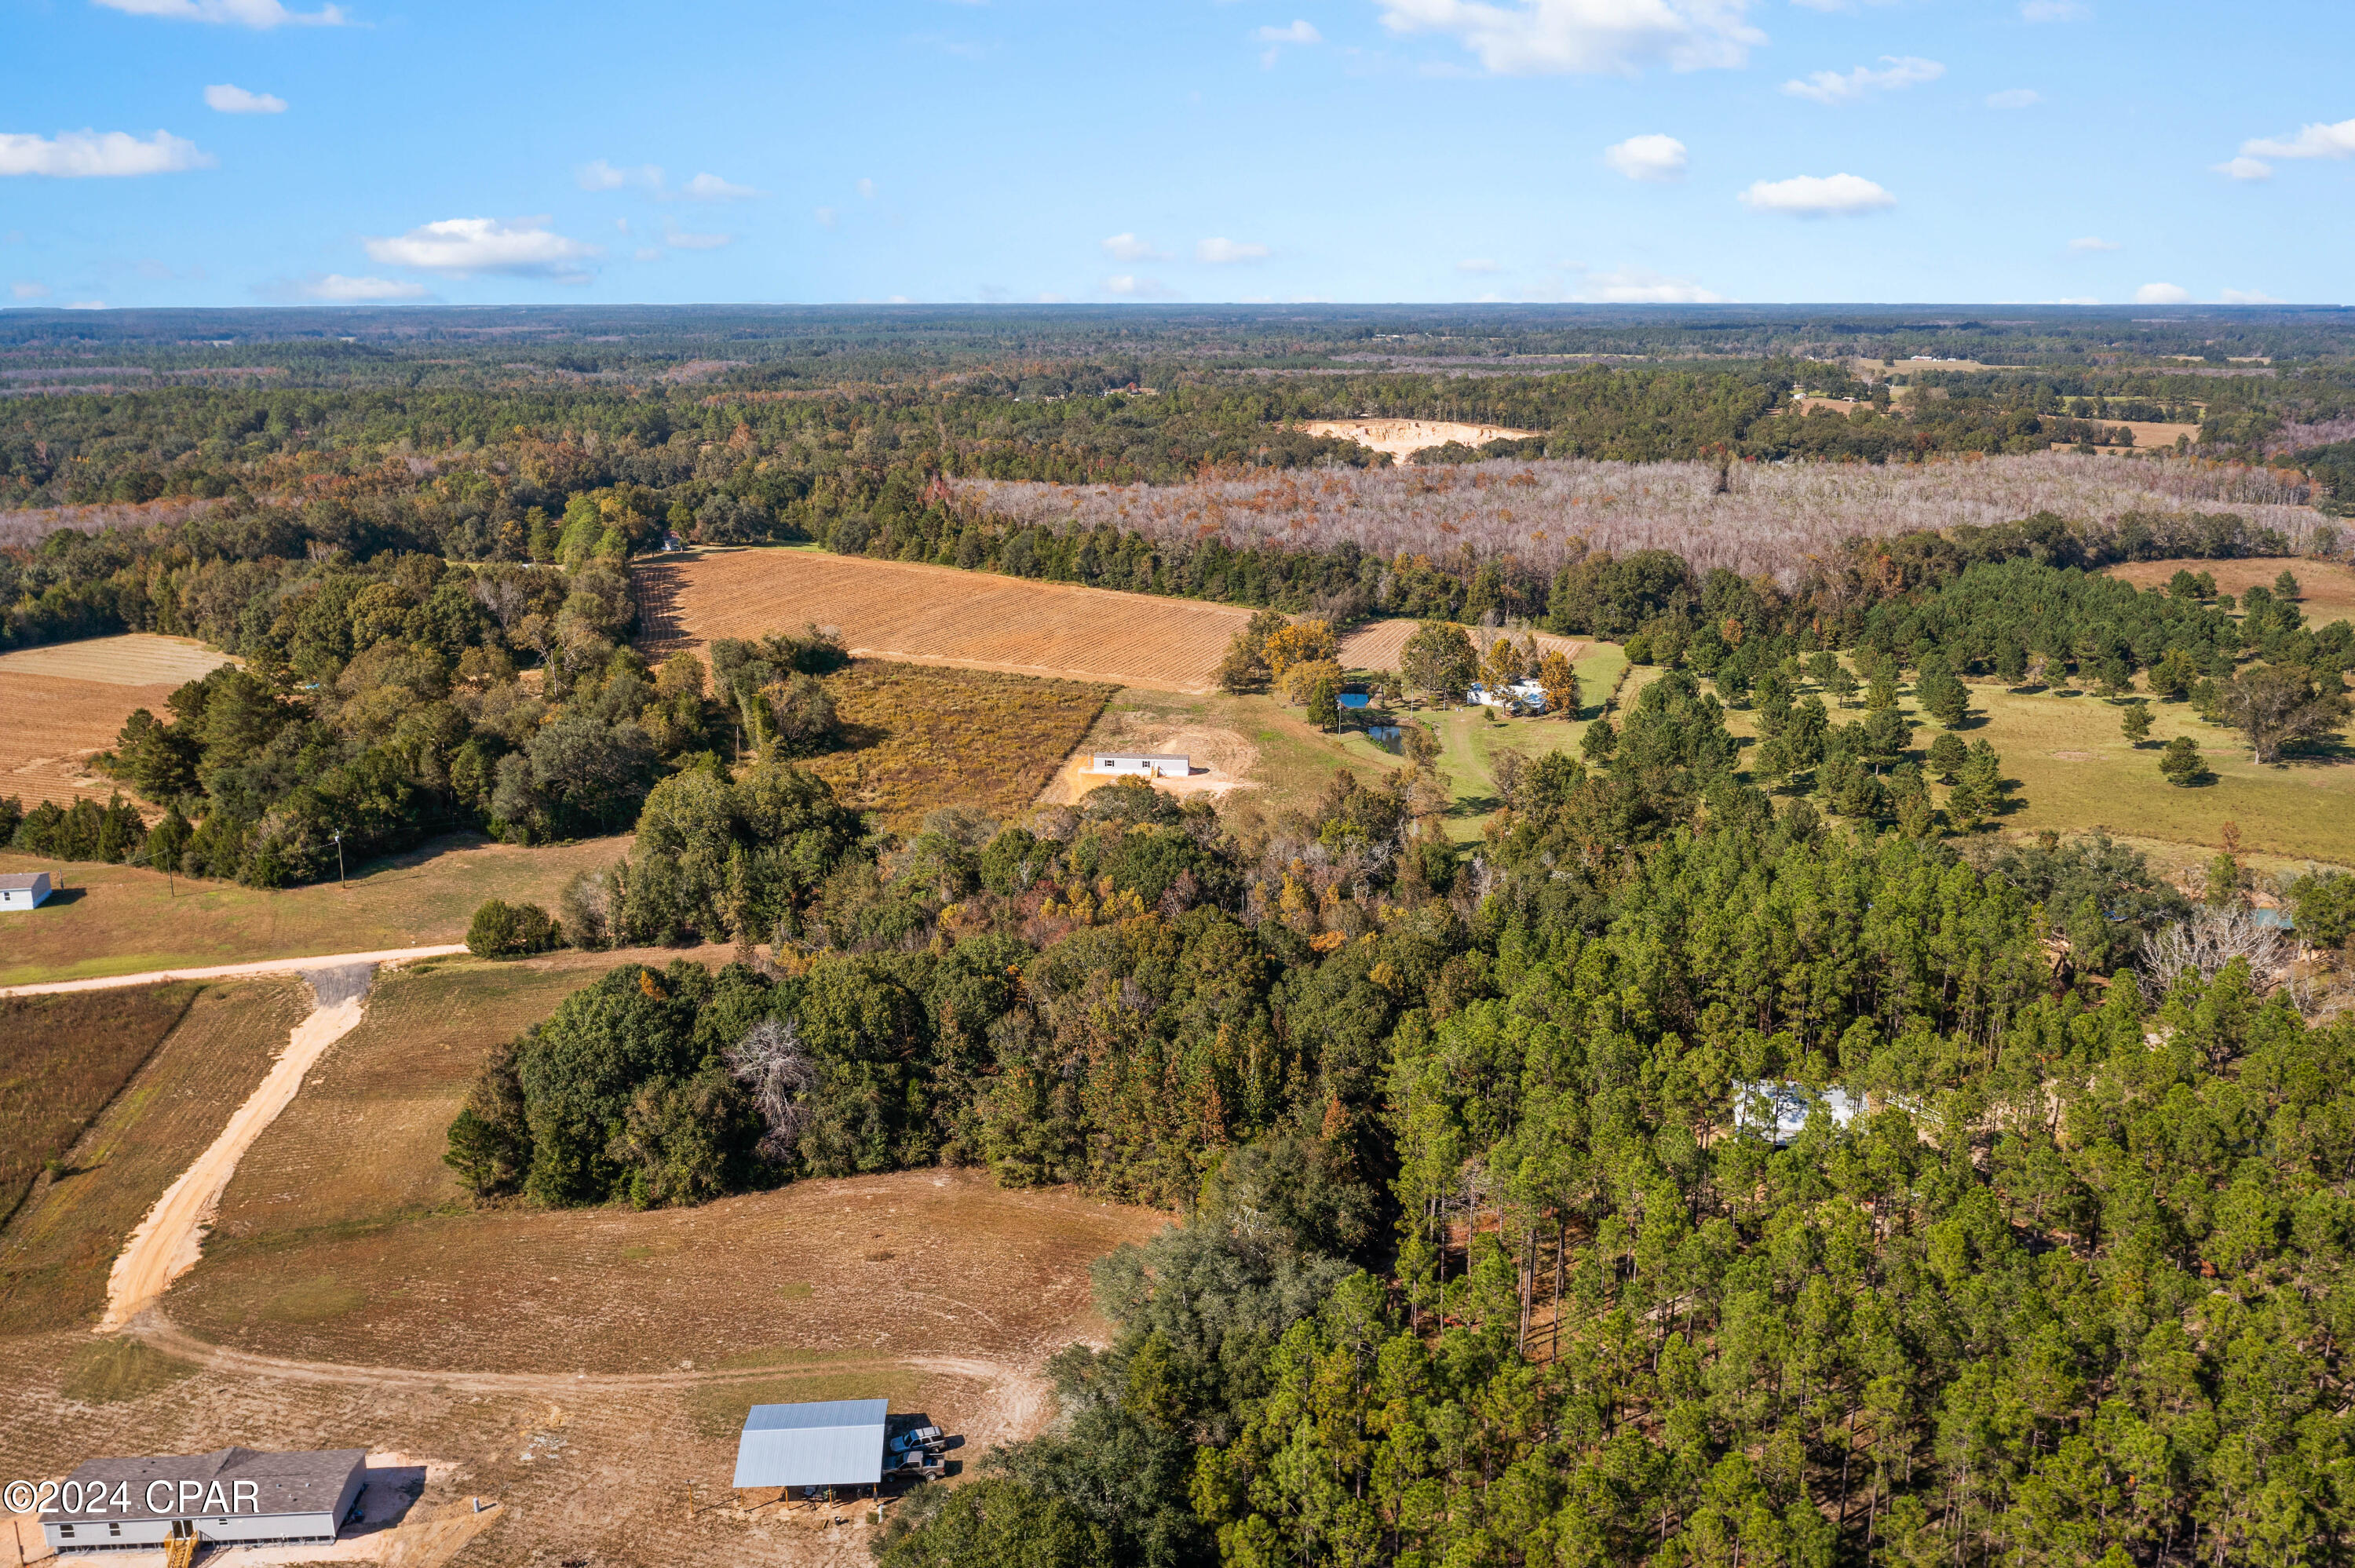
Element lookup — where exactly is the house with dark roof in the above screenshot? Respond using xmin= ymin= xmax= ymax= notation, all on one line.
xmin=38 ymin=1446 xmax=366 ymax=1553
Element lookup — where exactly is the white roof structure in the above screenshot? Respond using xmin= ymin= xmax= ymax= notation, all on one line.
xmin=732 ymin=1400 xmax=888 ymax=1489
xmin=1734 ymin=1081 xmax=1861 ymax=1145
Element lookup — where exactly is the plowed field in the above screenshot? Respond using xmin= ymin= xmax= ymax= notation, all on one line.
xmin=0 ymin=636 xmax=232 ymax=811
xmin=637 ymin=549 xmax=1253 ymax=693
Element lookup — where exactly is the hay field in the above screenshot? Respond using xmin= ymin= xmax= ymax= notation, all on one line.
xmin=0 ymin=633 xmax=230 ymax=687
xmin=0 ymin=831 xmax=631 ymax=988
xmin=806 ymin=661 xmax=1115 ymax=830
xmin=0 ymin=976 xmax=307 ymax=1334
xmin=0 ymin=983 xmax=199 ymax=1229
xmin=1338 ymin=618 xmax=1586 ymax=674
xmin=2102 ymin=556 xmax=2355 ymax=629
xmin=639 ymin=547 xmax=1255 ymax=693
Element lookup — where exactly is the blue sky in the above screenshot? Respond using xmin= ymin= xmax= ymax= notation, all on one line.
xmin=4 ymin=0 xmax=2350 ymax=308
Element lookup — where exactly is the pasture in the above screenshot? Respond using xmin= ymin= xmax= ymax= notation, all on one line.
xmin=639 ymin=546 xmax=1254 ymax=692
xmin=2102 ymin=555 xmax=2355 ymax=630
xmin=0 ymin=983 xmax=200 ymax=1229
xmin=805 ymin=661 xmax=1115 ymax=830
xmin=0 ymin=831 xmax=632 ymax=988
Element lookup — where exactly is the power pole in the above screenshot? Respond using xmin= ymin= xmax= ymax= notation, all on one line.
xmin=330 ymin=830 xmax=345 ymax=887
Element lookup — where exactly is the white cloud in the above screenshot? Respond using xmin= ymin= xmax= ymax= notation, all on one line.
xmin=1985 ymin=88 xmax=2039 ymax=109
xmin=1604 ymin=133 xmax=1687 ymax=182
xmin=298 ymin=273 xmax=427 ymax=301
xmin=2067 ymin=236 xmax=2120 ymax=252
xmin=203 ymin=83 xmax=286 ymax=114
xmin=2019 ymin=0 xmax=2087 ymax=18
xmin=63 ymin=301 xmax=108 ymax=310
xmin=857 ymin=177 xmax=878 ymax=199
xmin=1255 ymin=20 xmax=1322 ymax=42
xmin=2240 ymin=117 xmax=2355 ymax=162
xmin=685 ymin=172 xmax=759 ymax=200
xmin=0 ymin=130 xmax=213 ymax=177
xmin=1783 ymin=56 xmax=1942 ymax=106
xmin=2050 ymin=297 xmax=2101 ymax=305
xmin=1101 ymin=232 xmax=1170 ymax=262
xmin=815 ymin=207 xmax=839 ymax=229
xmin=634 ymin=246 xmax=662 ymax=262
xmin=2134 ymin=282 xmax=2189 ymax=305
xmin=577 ymin=160 xmax=661 ymax=192
xmin=362 ymin=217 xmax=601 ymax=281
xmin=663 ymin=226 xmax=732 ymax=250
xmin=2220 ymin=288 xmax=2284 ymax=305
xmin=2215 ymin=156 xmax=2273 ymax=182
xmin=1456 ymin=258 xmax=1502 ymax=274
xmin=1104 ymin=275 xmax=1180 ymax=298
xmin=1375 ymin=0 xmax=1765 ymax=76
xmin=11 ymin=281 xmax=50 ymax=299
xmin=1738 ymin=173 xmax=1893 ymax=217
xmin=1788 ymin=0 xmax=1894 ymax=9
xmin=1574 ymin=266 xmax=1723 ymax=304
xmin=1196 ymin=237 xmax=1271 ymax=264
xmin=95 ymin=0 xmax=344 ymax=24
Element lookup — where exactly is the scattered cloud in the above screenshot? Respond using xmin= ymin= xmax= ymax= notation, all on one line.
xmin=663 ymin=224 xmax=732 ymax=250
xmin=2134 ymin=282 xmax=2190 ymax=305
xmin=1783 ymin=56 xmax=1942 ymax=106
xmin=1737 ymin=172 xmax=1894 ymax=217
xmin=1985 ymin=88 xmax=2039 ymax=109
xmin=362 ymin=217 xmax=601 ymax=281
xmin=1374 ymin=0 xmax=1765 ymax=77
xmin=2240 ymin=117 xmax=2355 ymax=162
xmin=0 ymin=130 xmax=213 ymax=177
xmin=296 ymin=273 xmax=428 ymax=301
xmin=857 ymin=177 xmax=878 ymax=199
xmin=11 ymin=282 xmax=51 ymax=299
xmin=634 ymin=246 xmax=662 ymax=261
xmin=63 ymin=301 xmax=108 ymax=310
xmin=1102 ymin=232 xmax=1170 ymax=263
xmin=2050 ymin=297 xmax=2101 ymax=305
xmin=577 ymin=159 xmax=660 ymax=192
xmin=1196 ymin=237 xmax=1270 ymax=264
xmin=1789 ymin=0 xmax=1896 ymax=9
xmin=93 ymin=0 xmax=345 ymax=24
xmin=2215 ymin=156 xmax=2273 ymax=182
xmin=815 ymin=207 xmax=839 ymax=229
xmin=2067 ymin=236 xmax=2120 ymax=253
xmin=2018 ymin=0 xmax=2087 ymax=18
xmin=1104 ymin=275 xmax=1180 ymax=298
xmin=1456 ymin=258 xmax=1502 ymax=274
xmin=2220 ymin=288 xmax=2284 ymax=305
xmin=684 ymin=172 xmax=759 ymax=200
xmin=204 ymin=83 xmax=286 ymax=114
xmin=1573 ymin=266 xmax=1723 ymax=304
xmin=1255 ymin=19 xmax=1321 ymax=41
xmin=1604 ymin=133 xmax=1687 ymax=182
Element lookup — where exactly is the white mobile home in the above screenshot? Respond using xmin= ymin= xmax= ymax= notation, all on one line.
xmin=39 ymin=1446 xmax=366 ymax=1552
xmin=0 ymin=872 xmax=51 ymax=912
xmin=1092 ymin=753 xmax=1192 ymax=779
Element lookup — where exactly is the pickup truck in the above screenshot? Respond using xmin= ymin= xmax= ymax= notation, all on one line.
xmin=893 ymin=1446 xmax=946 ymax=1478
xmin=887 ymin=1426 xmax=945 ymax=1456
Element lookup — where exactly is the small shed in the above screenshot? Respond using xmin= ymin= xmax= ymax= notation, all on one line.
xmin=0 ymin=872 xmax=51 ymax=912
xmin=39 ymin=1446 xmax=366 ymax=1552
xmin=1733 ymin=1081 xmax=1861 ymax=1146
xmin=732 ymin=1400 xmax=888 ymax=1497
xmin=1092 ymin=753 xmax=1191 ymax=779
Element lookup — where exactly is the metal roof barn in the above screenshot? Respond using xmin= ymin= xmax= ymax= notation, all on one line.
xmin=732 ymin=1400 xmax=888 ymax=1490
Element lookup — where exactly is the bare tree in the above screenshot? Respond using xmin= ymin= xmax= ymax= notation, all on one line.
xmin=2142 ymin=904 xmax=2292 ymax=994
xmin=725 ymin=1017 xmax=819 ymax=1160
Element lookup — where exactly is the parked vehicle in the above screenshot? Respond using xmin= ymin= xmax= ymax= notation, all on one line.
xmin=887 ymin=1425 xmax=944 ymax=1455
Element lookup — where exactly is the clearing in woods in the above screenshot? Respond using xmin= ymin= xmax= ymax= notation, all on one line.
xmin=0 ymin=634 xmax=235 ymax=814
xmin=0 ymin=831 xmax=631 ymax=988
xmin=2101 ymin=556 xmax=2355 ymax=630
xmin=637 ymin=546 xmax=1254 ymax=692
xmin=1337 ymin=618 xmax=1587 ymax=676
xmin=1301 ymin=418 xmax=1543 ymax=463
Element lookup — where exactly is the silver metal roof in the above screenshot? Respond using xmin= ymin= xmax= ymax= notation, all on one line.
xmin=0 ymin=872 xmax=49 ymax=891
xmin=732 ymin=1400 xmax=887 ymax=1488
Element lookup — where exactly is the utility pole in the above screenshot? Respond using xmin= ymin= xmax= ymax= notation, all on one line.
xmin=330 ymin=830 xmax=345 ymax=887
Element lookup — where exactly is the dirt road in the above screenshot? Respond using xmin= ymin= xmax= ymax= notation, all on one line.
xmin=98 ymin=964 xmax=385 ymax=1329
xmin=0 ymin=944 xmax=467 ymax=998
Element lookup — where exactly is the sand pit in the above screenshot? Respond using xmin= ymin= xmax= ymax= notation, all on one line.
xmin=1302 ymin=419 xmax=1543 ymax=465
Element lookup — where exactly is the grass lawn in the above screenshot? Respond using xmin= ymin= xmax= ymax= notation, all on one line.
xmin=0 ymin=831 xmax=631 ymax=988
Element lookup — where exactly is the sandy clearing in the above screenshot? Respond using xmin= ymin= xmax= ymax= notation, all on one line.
xmin=1302 ymin=418 xmax=1542 ymax=465
xmin=1038 ymin=723 xmax=1260 ymax=807
xmin=100 ymin=966 xmax=385 ymax=1330
xmin=0 ymin=634 xmax=232 ymax=688
xmin=0 ymin=945 xmax=468 ymax=999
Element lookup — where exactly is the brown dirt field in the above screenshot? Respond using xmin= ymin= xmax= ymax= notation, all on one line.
xmin=801 ymin=661 xmax=1115 ymax=830
xmin=2101 ymin=556 xmax=2355 ymax=629
xmin=0 ymin=983 xmax=200 ymax=1228
xmin=0 ymin=671 xmax=171 ymax=812
xmin=1337 ymin=618 xmax=1586 ymax=676
xmin=0 ymin=633 xmax=231 ymax=687
xmin=1299 ymin=418 xmax=1542 ymax=463
xmin=2046 ymin=423 xmax=2203 ymax=452
xmin=0 ymin=832 xmax=632 ymax=989
xmin=0 ymin=977 xmax=309 ymax=1334
xmin=638 ymin=547 xmax=1256 ymax=693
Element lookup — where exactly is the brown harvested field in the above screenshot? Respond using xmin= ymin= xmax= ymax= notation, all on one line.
xmin=0 ymin=983 xmax=199 ymax=1228
xmin=637 ymin=546 xmax=1254 ymax=692
xmin=2046 ymin=421 xmax=2203 ymax=452
xmin=806 ymin=661 xmax=1114 ymax=830
xmin=0 ymin=830 xmax=631 ymax=988
xmin=0 ymin=976 xmax=308 ymax=1334
xmin=2101 ymin=556 xmax=2355 ymax=629
xmin=0 ymin=632 xmax=230 ymax=687
xmin=1337 ymin=617 xmax=1587 ymax=675
xmin=0 ymin=636 xmax=233 ymax=810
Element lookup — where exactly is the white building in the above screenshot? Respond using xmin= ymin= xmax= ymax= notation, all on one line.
xmin=1467 ymin=680 xmax=1547 ymax=713
xmin=40 ymin=1446 xmax=367 ymax=1553
xmin=1092 ymin=753 xmax=1192 ymax=778
xmin=0 ymin=872 xmax=51 ymax=912
xmin=1733 ymin=1081 xmax=1862 ymax=1146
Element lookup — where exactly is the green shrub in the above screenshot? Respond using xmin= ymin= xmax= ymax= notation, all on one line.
xmin=466 ymin=899 xmax=563 ymax=958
